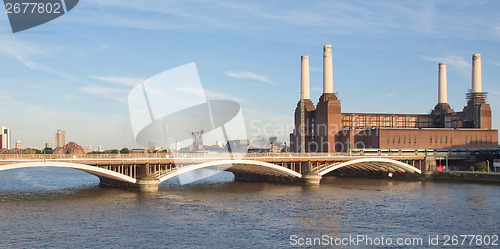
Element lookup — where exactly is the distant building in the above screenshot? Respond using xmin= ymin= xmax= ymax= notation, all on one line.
xmin=54 ymin=141 xmax=84 ymax=155
xmin=98 ymin=145 xmax=103 ymax=152
xmin=247 ymin=147 xmax=270 ymax=153
xmin=0 ymin=126 xmax=11 ymax=150
xmin=215 ymin=140 xmax=225 ymax=148
xmin=228 ymin=139 xmax=249 ymax=153
xmin=45 ymin=142 xmax=52 ymax=149
xmin=269 ymin=144 xmax=282 ymax=153
xmin=83 ymin=146 xmax=92 ymax=154
xmin=180 ymin=144 xmax=224 ymax=153
xmin=55 ymin=130 xmax=65 ymax=148
xmin=176 ymin=140 xmax=180 ymax=152
xmin=15 ymin=141 xmax=22 ymax=150
xmin=130 ymin=148 xmax=146 ymax=154
xmin=191 ymin=131 xmax=204 ymax=152
xmin=148 ymin=141 xmax=155 ymax=152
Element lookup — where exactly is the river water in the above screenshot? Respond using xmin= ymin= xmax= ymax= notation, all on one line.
xmin=0 ymin=167 xmax=499 ymax=248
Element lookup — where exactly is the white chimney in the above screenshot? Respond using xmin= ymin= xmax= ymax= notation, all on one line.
xmin=323 ymin=45 xmax=333 ymax=94
xmin=438 ymin=63 xmax=447 ymax=104
xmin=472 ymin=54 xmax=482 ymax=93
xmin=301 ymin=55 xmax=310 ymax=100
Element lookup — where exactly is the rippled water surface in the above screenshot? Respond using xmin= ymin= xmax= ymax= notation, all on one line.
xmin=0 ymin=167 xmax=499 ymax=248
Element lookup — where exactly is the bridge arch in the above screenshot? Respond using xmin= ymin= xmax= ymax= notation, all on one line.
xmin=159 ymin=159 xmax=302 ymax=182
xmin=317 ymin=158 xmax=422 ymax=176
xmin=0 ymin=162 xmax=137 ymax=183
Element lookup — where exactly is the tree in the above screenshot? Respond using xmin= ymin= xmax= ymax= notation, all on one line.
xmin=109 ymin=149 xmax=119 ymax=154
xmin=471 ymin=161 xmax=489 ymax=172
xmin=120 ymin=148 xmax=130 ymax=154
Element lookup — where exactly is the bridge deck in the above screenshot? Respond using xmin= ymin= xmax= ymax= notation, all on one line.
xmin=0 ymin=153 xmax=427 ymax=190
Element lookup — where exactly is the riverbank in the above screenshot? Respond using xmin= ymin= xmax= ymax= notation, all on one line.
xmin=425 ymin=171 xmax=500 ymax=184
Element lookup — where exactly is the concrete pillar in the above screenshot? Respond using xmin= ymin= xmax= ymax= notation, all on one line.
xmin=301 ymin=173 xmax=322 ymax=185
xmin=323 ymin=45 xmax=333 ymax=94
xmin=472 ymin=54 xmax=482 ymax=93
xmin=301 ymin=55 xmax=310 ymax=100
xmin=438 ymin=63 xmax=447 ymax=104
xmin=135 ymin=178 xmax=161 ymax=193
xmin=423 ymin=156 xmax=436 ymax=174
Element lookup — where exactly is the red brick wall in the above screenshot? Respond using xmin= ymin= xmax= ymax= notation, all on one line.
xmin=377 ymin=129 xmax=498 ymax=149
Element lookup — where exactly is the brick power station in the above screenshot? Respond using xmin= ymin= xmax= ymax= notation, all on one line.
xmin=290 ymin=45 xmax=498 ymax=153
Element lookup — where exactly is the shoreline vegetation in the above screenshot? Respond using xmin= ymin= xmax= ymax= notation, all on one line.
xmin=423 ymin=171 xmax=500 ymax=184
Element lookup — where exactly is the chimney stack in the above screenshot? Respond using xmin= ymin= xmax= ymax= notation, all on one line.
xmin=472 ymin=54 xmax=482 ymax=93
xmin=438 ymin=63 xmax=447 ymax=104
xmin=300 ymin=55 xmax=310 ymax=100
xmin=323 ymin=45 xmax=333 ymax=94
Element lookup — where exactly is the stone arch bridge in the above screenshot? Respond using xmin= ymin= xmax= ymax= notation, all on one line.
xmin=0 ymin=153 xmax=432 ymax=192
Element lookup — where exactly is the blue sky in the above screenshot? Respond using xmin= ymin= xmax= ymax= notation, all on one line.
xmin=0 ymin=0 xmax=500 ymax=149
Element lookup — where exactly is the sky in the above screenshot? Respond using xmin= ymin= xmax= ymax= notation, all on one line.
xmin=0 ymin=0 xmax=500 ymax=150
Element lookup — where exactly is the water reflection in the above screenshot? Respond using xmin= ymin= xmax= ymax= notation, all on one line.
xmin=0 ymin=168 xmax=499 ymax=248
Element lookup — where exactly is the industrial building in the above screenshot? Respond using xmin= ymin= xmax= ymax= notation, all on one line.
xmin=290 ymin=45 xmax=498 ymax=152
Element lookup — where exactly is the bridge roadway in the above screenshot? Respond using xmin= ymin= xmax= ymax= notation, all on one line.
xmin=0 ymin=153 xmax=432 ymax=192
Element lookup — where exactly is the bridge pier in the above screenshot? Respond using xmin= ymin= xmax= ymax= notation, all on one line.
xmin=135 ymin=178 xmax=161 ymax=193
xmin=301 ymin=173 xmax=322 ymax=185
xmin=99 ymin=176 xmax=160 ymax=193
xmin=423 ymin=156 xmax=437 ymax=175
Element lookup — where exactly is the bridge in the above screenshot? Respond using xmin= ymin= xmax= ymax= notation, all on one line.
xmin=0 ymin=152 xmax=434 ymax=192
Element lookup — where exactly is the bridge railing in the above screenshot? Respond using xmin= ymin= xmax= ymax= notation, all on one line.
xmin=0 ymin=151 xmax=428 ymax=160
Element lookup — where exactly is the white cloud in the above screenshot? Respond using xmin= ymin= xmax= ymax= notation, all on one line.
xmin=205 ymin=89 xmax=246 ymax=103
xmin=0 ymin=36 xmax=47 ymax=69
xmin=225 ymin=71 xmax=274 ymax=84
xmin=89 ymin=75 xmax=145 ymax=87
xmin=420 ymin=55 xmax=470 ymax=72
xmin=175 ymin=87 xmax=205 ymax=98
xmin=80 ymin=87 xmax=129 ymax=103
xmin=0 ymin=95 xmax=26 ymax=107
xmin=75 ymin=0 xmax=499 ymax=42
xmin=0 ymin=35 xmax=82 ymax=81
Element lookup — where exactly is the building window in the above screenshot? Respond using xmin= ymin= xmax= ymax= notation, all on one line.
xmin=414 ymin=136 xmax=416 ymax=143
xmin=435 ymin=136 xmax=438 ymax=143
xmin=408 ymin=136 xmax=411 ymax=143
xmin=466 ymin=136 xmax=468 ymax=144
xmin=440 ymin=136 xmax=443 ymax=143
xmin=403 ymin=136 xmax=406 ymax=143
xmin=445 ymin=136 xmax=448 ymax=143
xmin=491 ymin=136 xmax=493 ymax=143
xmin=398 ymin=136 xmax=401 ymax=143
xmin=393 ymin=136 xmax=395 ymax=143
xmin=475 ymin=136 xmax=478 ymax=143
xmin=450 ymin=136 xmax=453 ymax=143
xmin=480 ymin=136 xmax=483 ymax=143
xmin=430 ymin=136 xmax=432 ymax=143
xmin=387 ymin=136 xmax=390 ymax=144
